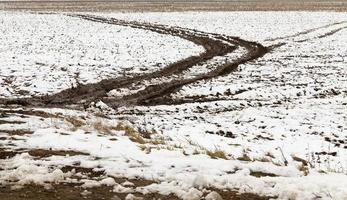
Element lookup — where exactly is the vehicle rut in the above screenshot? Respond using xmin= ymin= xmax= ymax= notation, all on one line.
xmin=0 ymin=14 xmax=267 ymax=108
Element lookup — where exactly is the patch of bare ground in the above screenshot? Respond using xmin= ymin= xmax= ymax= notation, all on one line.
xmin=0 ymin=120 xmax=25 ymax=125
xmin=0 ymin=148 xmax=20 ymax=159
xmin=28 ymin=149 xmax=89 ymax=158
xmin=213 ymin=189 xmax=272 ymax=200
xmin=61 ymin=166 xmax=106 ymax=178
xmin=0 ymin=184 xmax=175 ymax=200
xmin=0 ymin=129 xmax=34 ymax=136
xmin=0 ymin=184 xmax=272 ymax=200
xmin=0 ymin=148 xmax=88 ymax=159
xmin=250 ymin=171 xmax=278 ymax=178
xmin=0 ymin=109 xmax=62 ymax=119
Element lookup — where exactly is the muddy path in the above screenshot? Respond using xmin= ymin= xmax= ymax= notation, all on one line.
xmin=0 ymin=14 xmax=267 ymax=109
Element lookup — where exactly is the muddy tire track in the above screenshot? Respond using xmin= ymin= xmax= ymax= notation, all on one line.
xmin=113 ymin=38 xmax=266 ymax=106
xmin=1 ymin=16 xmax=346 ymax=108
xmin=0 ymin=14 xmax=267 ymax=108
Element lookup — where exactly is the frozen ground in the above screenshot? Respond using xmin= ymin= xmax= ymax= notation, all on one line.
xmin=1 ymin=11 xmax=347 ymax=200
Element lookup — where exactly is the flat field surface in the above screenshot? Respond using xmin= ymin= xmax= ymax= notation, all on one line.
xmin=0 ymin=0 xmax=347 ymax=11
xmin=0 ymin=4 xmax=347 ymax=200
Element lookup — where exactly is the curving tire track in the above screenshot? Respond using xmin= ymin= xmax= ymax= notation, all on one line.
xmin=1 ymin=16 xmax=346 ymax=109
xmin=55 ymin=15 xmax=267 ymax=107
xmin=0 ymin=14 xmax=267 ymax=108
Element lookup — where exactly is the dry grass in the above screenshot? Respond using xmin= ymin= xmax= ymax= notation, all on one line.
xmin=138 ymin=144 xmax=175 ymax=154
xmin=139 ymin=145 xmax=152 ymax=154
xmin=185 ymin=138 xmax=230 ymax=159
xmin=149 ymin=136 xmax=166 ymax=145
xmin=115 ymin=122 xmax=146 ymax=144
xmin=292 ymin=155 xmax=310 ymax=176
xmin=206 ymin=149 xmax=228 ymax=160
xmin=298 ymin=163 xmax=309 ymax=176
xmin=64 ymin=117 xmax=85 ymax=131
xmin=93 ymin=121 xmax=112 ymax=135
xmin=115 ymin=122 xmax=169 ymax=145
xmin=125 ymin=127 xmax=146 ymax=144
xmin=250 ymin=171 xmax=278 ymax=178
xmin=256 ymin=157 xmax=271 ymax=163
xmin=237 ymin=153 xmax=252 ymax=162
xmin=292 ymin=155 xmax=309 ymax=166
xmin=237 ymin=149 xmax=252 ymax=162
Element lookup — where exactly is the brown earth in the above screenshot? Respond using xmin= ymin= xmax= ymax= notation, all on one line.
xmin=0 ymin=184 xmax=272 ymax=200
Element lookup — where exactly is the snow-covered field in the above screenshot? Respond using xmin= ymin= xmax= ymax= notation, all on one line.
xmin=1 ymin=11 xmax=347 ymax=200
xmin=0 ymin=12 xmax=203 ymax=98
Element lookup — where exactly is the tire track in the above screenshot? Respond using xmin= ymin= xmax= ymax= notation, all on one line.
xmin=0 ymin=14 xmax=267 ymax=108
xmin=267 ymin=20 xmax=347 ymax=42
xmin=72 ymin=15 xmax=267 ymax=107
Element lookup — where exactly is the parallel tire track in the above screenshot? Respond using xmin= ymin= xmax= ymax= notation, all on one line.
xmin=0 ymin=14 xmax=267 ymax=108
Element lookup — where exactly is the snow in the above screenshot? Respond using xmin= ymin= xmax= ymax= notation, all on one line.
xmin=125 ymin=194 xmax=142 ymax=200
xmin=181 ymin=188 xmax=203 ymax=200
xmin=205 ymin=191 xmax=223 ymax=200
xmin=102 ymin=11 xmax=347 ymax=42
xmin=0 ymin=154 xmax=67 ymax=186
xmin=100 ymin=177 xmax=117 ymax=186
xmin=1 ymin=11 xmax=347 ymax=200
xmin=81 ymin=179 xmax=102 ymax=188
xmin=0 ymin=11 xmax=204 ymax=98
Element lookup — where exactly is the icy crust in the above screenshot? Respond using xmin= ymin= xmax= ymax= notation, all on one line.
xmin=0 ymin=12 xmax=204 ymax=98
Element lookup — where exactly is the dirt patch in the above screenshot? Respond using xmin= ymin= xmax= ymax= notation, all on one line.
xmin=250 ymin=171 xmax=278 ymax=178
xmin=0 ymin=184 xmax=179 ymax=200
xmin=0 ymin=120 xmax=25 ymax=125
xmin=0 ymin=148 xmax=89 ymax=159
xmin=0 ymin=109 xmax=62 ymax=119
xmin=214 ymin=188 xmax=272 ymax=200
xmin=0 ymin=148 xmax=20 ymax=159
xmin=0 ymin=129 xmax=34 ymax=136
xmin=61 ymin=166 xmax=106 ymax=178
xmin=28 ymin=149 xmax=89 ymax=158
xmin=0 ymin=183 xmax=273 ymax=200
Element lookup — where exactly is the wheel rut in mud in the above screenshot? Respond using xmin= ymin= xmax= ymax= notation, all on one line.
xmin=0 ymin=14 xmax=267 ymax=108
xmin=1 ymin=15 xmax=345 ymax=108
